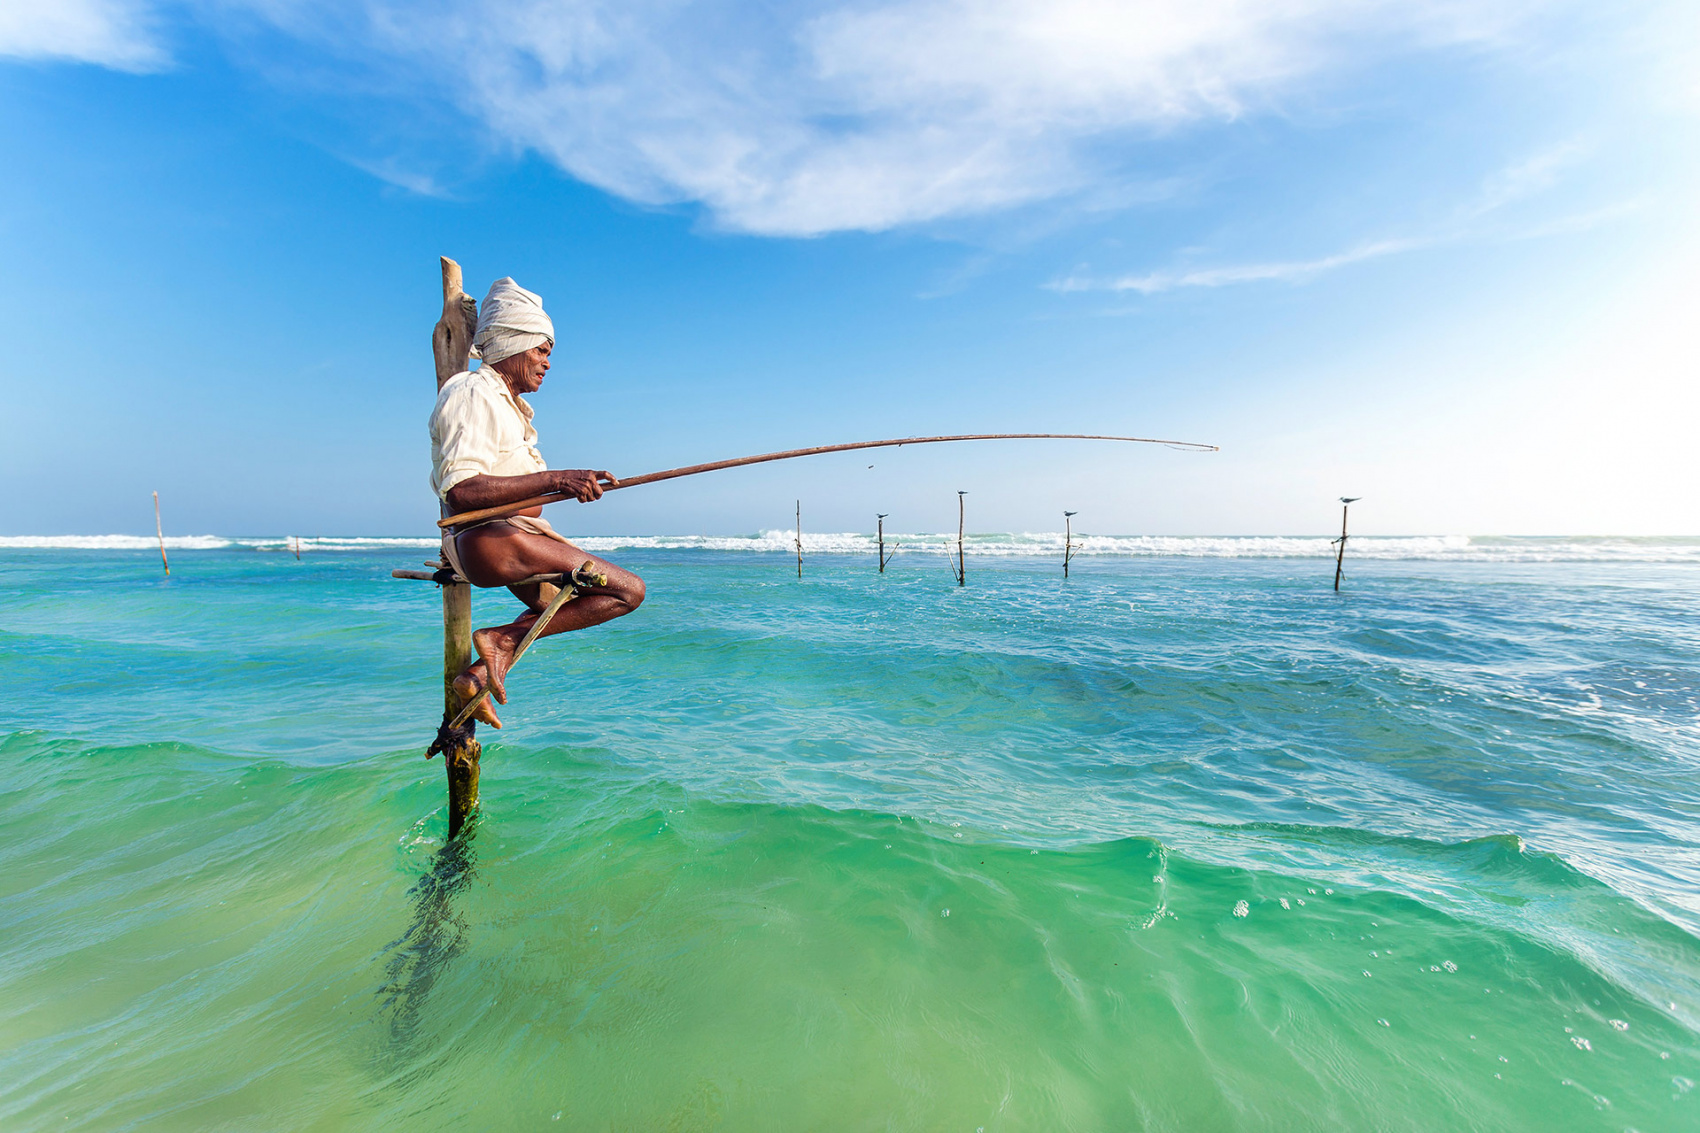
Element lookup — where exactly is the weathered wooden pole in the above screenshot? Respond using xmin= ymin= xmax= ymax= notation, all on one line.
xmin=153 ymin=491 xmax=169 ymax=576
xmin=433 ymin=257 xmax=481 ymax=838
xmin=1064 ymin=510 xmax=1077 ymax=578
xmin=1333 ymin=496 xmax=1360 ymax=592
xmin=955 ymin=491 xmax=967 ymax=586
xmin=796 ymin=500 xmax=802 ymax=578
xmin=440 ymin=583 xmax=479 ymax=836
xmin=876 ymin=513 xmax=886 ymax=572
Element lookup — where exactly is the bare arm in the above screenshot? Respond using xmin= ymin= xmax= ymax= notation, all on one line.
xmin=446 ymin=469 xmax=616 ymax=512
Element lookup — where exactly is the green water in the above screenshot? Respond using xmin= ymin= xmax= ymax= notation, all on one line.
xmin=2 ymin=547 xmax=1698 ymax=1130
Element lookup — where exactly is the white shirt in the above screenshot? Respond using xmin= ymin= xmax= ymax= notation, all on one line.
xmin=429 ymin=368 xmax=547 ymax=500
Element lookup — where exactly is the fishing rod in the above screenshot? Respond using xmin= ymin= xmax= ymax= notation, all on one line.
xmin=437 ymin=432 xmax=1218 ymax=529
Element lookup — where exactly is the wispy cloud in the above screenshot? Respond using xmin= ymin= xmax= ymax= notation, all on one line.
xmin=0 ymin=0 xmax=166 ymax=71
xmin=10 ymin=2 xmax=1671 ymax=241
xmin=338 ymin=154 xmax=451 ymax=198
xmin=1050 ymin=238 xmax=1427 ymax=294
xmin=1048 ymin=142 xmax=1612 ymax=294
xmin=166 ymin=0 xmax=1555 ymax=236
xmin=1468 ymin=141 xmax=1588 ymax=217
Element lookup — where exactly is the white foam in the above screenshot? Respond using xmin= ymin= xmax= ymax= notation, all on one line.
xmin=565 ymin=532 xmax=1700 ymax=562
xmin=3 ymin=532 xmax=1698 ymax=562
xmin=0 ymin=535 xmax=439 ymax=552
xmin=0 ymin=534 xmax=238 ymax=550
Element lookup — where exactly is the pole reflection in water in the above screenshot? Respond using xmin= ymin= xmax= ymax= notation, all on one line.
xmin=376 ymin=820 xmax=480 ymax=1046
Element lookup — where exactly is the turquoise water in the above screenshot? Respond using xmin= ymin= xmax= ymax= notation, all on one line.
xmin=3 ymin=543 xmax=1698 ymax=1130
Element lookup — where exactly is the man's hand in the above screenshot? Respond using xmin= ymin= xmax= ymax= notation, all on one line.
xmin=552 ymin=469 xmax=617 ymax=503
xmin=446 ymin=469 xmax=620 ymax=514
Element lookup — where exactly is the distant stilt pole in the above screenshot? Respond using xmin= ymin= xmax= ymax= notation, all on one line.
xmin=152 ymin=491 xmax=169 ymax=576
xmin=796 ymin=500 xmax=803 ymax=578
xmin=1333 ymin=497 xmax=1361 ymax=591
xmin=877 ymin=513 xmax=888 ymax=573
xmin=293 ymin=536 xmax=301 ymax=561
xmin=955 ymin=491 xmax=967 ymax=586
xmin=1064 ymin=511 xmax=1077 ymax=578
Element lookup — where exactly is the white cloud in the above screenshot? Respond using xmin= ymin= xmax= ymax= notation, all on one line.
xmin=1052 ymin=238 xmax=1427 ymax=294
xmin=22 ymin=1 xmax=1671 ymax=239
xmin=214 ymin=0 xmax=1553 ymax=235
xmin=1049 ymin=143 xmax=1613 ymax=294
xmin=1468 ymin=141 xmax=1588 ymax=217
xmin=0 ymin=0 xmax=165 ymax=71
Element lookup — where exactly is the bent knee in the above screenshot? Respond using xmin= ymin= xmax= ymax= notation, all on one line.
xmin=621 ymin=574 xmax=646 ymax=610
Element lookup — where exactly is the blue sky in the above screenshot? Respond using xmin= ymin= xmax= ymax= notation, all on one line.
xmin=1 ymin=0 xmax=1695 ymax=537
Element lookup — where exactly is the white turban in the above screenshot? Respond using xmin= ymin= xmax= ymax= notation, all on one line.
xmin=474 ymin=277 xmax=555 ymax=366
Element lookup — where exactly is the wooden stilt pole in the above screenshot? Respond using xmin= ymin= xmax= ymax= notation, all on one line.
xmin=796 ymin=500 xmax=802 ymax=578
xmin=433 ymin=256 xmax=482 ymax=838
xmin=1064 ymin=510 xmax=1077 ymax=578
xmin=153 ymin=491 xmax=169 ymax=576
xmin=1333 ymin=497 xmax=1360 ymax=592
xmin=877 ymin=513 xmax=888 ymax=573
xmin=441 ymin=581 xmax=480 ymax=838
xmin=955 ymin=491 xmax=967 ymax=586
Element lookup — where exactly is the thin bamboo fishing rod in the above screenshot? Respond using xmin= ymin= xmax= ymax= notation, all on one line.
xmin=438 ymin=432 xmax=1218 ymax=530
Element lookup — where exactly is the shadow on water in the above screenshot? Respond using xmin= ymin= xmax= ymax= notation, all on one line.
xmin=375 ymin=816 xmax=480 ymax=1048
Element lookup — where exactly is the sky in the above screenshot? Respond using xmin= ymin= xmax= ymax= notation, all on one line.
xmin=1 ymin=0 xmax=1696 ymax=538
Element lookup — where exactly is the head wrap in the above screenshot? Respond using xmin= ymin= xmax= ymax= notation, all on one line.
xmin=474 ymin=277 xmax=555 ymax=366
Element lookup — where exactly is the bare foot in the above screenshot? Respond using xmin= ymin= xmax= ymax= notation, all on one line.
xmin=472 ymin=626 xmax=521 ymax=705
xmin=451 ymin=666 xmax=503 ymax=729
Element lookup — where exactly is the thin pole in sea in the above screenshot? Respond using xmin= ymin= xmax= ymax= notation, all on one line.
xmin=152 ymin=491 xmax=169 ymax=576
xmin=1333 ymin=497 xmax=1362 ymax=591
xmin=953 ymin=491 xmax=968 ymax=586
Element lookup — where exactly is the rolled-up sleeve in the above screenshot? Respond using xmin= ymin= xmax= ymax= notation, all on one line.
xmin=431 ymin=382 xmax=503 ymax=499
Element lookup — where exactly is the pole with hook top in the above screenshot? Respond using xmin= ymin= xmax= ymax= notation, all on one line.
xmin=1064 ymin=511 xmax=1078 ymax=578
xmin=954 ymin=492 xmax=968 ymax=586
xmin=1333 ymin=497 xmax=1361 ymax=591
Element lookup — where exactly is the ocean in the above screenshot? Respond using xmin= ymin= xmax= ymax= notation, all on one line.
xmin=2 ymin=536 xmax=1697 ymax=1130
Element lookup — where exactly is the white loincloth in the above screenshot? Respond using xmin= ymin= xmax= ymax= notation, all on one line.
xmin=441 ymin=513 xmax=574 ymax=583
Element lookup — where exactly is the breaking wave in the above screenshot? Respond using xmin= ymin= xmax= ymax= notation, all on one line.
xmin=4 ymin=533 xmax=1699 ymax=562
xmin=0 ymin=534 xmax=442 ymax=552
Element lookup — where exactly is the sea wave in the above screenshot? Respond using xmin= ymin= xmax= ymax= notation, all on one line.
xmin=0 ymin=535 xmax=442 ymax=552
xmin=4 ymin=532 xmax=1699 ymax=562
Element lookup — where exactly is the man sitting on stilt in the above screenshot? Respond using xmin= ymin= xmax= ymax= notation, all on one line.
xmin=430 ymin=277 xmax=645 ymax=727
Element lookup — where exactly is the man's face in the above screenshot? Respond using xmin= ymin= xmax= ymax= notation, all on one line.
xmin=495 ymin=342 xmax=552 ymax=394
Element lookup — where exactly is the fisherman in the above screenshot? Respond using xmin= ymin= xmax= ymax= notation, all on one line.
xmin=430 ymin=278 xmax=645 ymax=728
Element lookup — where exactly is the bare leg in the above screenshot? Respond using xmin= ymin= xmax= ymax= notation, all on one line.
xmin=448 ymin=524 xmax=645 ymax=711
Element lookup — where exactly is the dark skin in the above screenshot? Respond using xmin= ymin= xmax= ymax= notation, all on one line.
xmin=445 ymin=342 xmax=645 ymax=727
